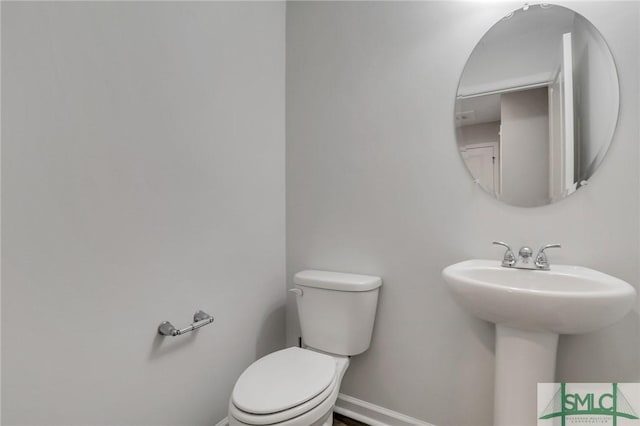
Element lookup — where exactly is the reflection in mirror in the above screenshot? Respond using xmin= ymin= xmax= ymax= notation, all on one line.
xmin=455 ymin=4 xmax=619 ymax=207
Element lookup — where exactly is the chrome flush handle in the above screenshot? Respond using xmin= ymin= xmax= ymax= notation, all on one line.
xmin=535 ymin=244 xmax=561 ymax=270
xmin=492 ymin=241 xmax=516 ymax=267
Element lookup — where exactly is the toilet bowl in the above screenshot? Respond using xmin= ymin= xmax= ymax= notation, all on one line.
xmin=228 ymin=270 xmax=381 ymax=426
xmin=228 ymin=347 xmax=349 ymax=426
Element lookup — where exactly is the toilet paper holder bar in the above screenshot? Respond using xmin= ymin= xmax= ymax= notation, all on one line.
xmin=157 ymin=310 xmax=214 ymax=336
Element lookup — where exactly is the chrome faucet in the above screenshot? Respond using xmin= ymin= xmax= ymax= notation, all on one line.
xmin=492 ymin=241 xmax=561 ymax=270
xmin=492 ymin=241 xmax=515 ymax=267
xmin=534 ymin=244 xmax=562 ymax=270
xmin=518 ymin=246 xmax=533 ymax=264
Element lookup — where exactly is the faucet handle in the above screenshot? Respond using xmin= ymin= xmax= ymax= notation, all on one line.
xmin=535 ymin=244 xmax=561 ymax=270
xmin=492 ymin=241 xmax=516 ymax=267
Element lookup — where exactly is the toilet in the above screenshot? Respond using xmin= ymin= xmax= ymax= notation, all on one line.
xmin=228 ymin=270 xmax=382 ymax=426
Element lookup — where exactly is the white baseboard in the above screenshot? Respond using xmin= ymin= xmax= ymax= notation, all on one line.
xmin=217 ymin=394 xmax=435 ymax=426
xmin=334 ymin=393 xmax=435 ymax=426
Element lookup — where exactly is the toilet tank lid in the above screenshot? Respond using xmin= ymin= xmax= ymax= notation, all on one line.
xmin=294 ymin=270 xmax=382 ymax=292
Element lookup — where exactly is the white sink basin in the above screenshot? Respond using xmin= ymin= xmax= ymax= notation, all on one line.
xmin=442 ymin=259 xmax=636 ymax=334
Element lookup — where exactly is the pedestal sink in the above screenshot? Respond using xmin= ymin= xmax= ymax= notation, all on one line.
xmin=442 ymin=259 xmax=637 ymax=426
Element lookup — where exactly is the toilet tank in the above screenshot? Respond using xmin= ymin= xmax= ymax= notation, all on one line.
xmin=293 ymin=270 xmax=382 ymax=356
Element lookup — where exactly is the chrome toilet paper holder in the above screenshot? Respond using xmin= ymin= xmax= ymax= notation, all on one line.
xmin=157 ymin=310 xmax=214 ymax=336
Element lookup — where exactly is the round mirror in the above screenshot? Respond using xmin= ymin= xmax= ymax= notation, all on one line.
xmin=455 ymin=4 xmax=619 ymax=207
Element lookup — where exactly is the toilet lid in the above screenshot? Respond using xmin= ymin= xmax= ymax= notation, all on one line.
xmin=232 ymin=347 xmax=336 ymax=415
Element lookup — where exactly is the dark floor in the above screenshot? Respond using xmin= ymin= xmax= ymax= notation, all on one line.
xmin=333 ymin=413 xmax=369 ymax=426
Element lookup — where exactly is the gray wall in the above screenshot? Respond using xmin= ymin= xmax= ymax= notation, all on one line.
xmin=500 ymin=88 xmax=550 ymax=207
xmin=572 ymin=13 xmax=620 ymax=178
xmin=458 ymin=5 xmax=574 ymax=97
xmin=286 ymin=2 xmax=639 ymax=426
xmin=458 ymin=121 xmax=500 ymax=147
xmin=2 ymin=2 xmax=285 ymax=425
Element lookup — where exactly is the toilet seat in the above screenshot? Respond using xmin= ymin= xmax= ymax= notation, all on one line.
xmin=230 ymin=347 xmax=339 ymax=425
xmin=230 ymin=369 xmax=338 ymax=425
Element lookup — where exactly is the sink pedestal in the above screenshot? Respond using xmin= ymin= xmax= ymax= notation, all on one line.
xmin=494 ymin=325 xmax=558 ymax=426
